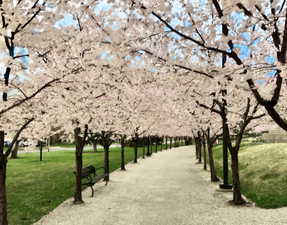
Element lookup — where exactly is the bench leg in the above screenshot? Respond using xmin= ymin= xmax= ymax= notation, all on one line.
xmin=90 ymin=186 xmax=94 ymax=197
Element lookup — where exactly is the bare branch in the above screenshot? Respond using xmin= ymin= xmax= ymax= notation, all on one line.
xmin=4 ymin=118 xmax=34 ymax=157
xmin=0 ymin=78 xmax=60 ymax=115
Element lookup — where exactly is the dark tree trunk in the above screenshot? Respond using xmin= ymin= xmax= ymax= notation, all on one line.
xmin=161 ymin=137 xmax=163 ymax=151
xmin=74 ymin=128 xmax=84 ymax=204
xmin=92 ymin=141 xmax=97 ymax=152
xmin=74 ymin=154 xmax=83 ymax=204
xmin=104 ymin=145 xmax=110 ymax=182
xmin=0 ymin=130 xmax=7 ymax=225
xmin=207 ymin=142 xmax=219 ymax=182
xmin=150 ymin=137 xmax=153 ymax=156
xmin=142 ymin=144 xmax=145 ymax=158
xmin=202 ymin=137 xmax=207 ymax=170
xmin=0 ymin=159 xmax=7 ymax=225
xmin=134 ymin=135 xmax=138 ymax=163
xmin=221 ymin=116 xmax=232 ymax=188
xmin=175 ymin=137 xmax=177 ymax=147
xmin=169 ymin=137 xmax=172 ymax=149
xmin=120 ymin=139 xmax=126 ymax=171
xmin=165 ymin=137 xmax=168 ymax=150
xmin=206 ymin=129 xmax=219 ymax=182
xmin=10 ymin=140 xmax=20 ymax=159
xmin=155 ymin=139 xmax=158 ymax=153
xmin=195 ymin=137 xmax=199 ymax=159
xmin=146 ymin=136 xmax=151 ymax=156
xmin=39 ymin=141 xmax=43 ymax=161
xmin=196 ymin=136 xmax=202 ymax=163
xmin=230 ymin=151 xmax=245 ymax=205
xmin=47 ymin=138 xmax=50 ymax=152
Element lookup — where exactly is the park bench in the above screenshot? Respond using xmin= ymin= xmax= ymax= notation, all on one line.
xmin=74 ymin=165 xmax=108 ymax=197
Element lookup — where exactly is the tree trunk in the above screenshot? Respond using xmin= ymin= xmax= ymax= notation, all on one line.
xmin=207 ymin=143 xmax=219 ymax=182
xmin=74 ymin=154 xmax=83 ymax=204
xmin=174 ymin=137 xmax=177 ymax=147
xmin=0 ymin=130 xmax=8 ymax=225
xmin=197 ymin=137 xmax=202 ymax=163
xmin=169 ymin=137 xmax=172 ymax=149
xmin=10 ymin=140 xmax=20 ymax=159
xmin=0 ymin=157 xmax=7 ymax=225
xmin=146 ymin=137 xmax=151 ymax=156
xmin=39 ymin=142 xmax=43 ymax=161
xmin=230 ymin=152 xmax=245 ymax=205
xmin=104 ymin=145 xmax=110 ymax=182
xmin=143 ymin=144 xmax=145 ymax=159
xmin=165 ymin=137 xmax=168 ymax=150
xmin=161 ymin=137 xmax=163 ymax=151
xmin=195 ymin=137 xmax=199 ymax=159
xmin=155 ymin=140 xmax=158 ymax=153
xmin=134 ymin=136 xmax=138 ymax=163
xmin=47 ymin=138 xmax=50 ymax=152
xmin=121 ymin=140 xmax=126 ymax=171
xmin=92 ymin=141 xmax=97 ymax=152
xmin=221 ymin=117 xmax=232 ymax=188
xmin=74 ymin=128 xmax=84 ymax=204
xmin=150 ymin=137 xmax=153 ymax=156
xmin=203 ymin=137 xmax=207 ymax=170
xmin=202 ymin=138 xmax=207 ymax=170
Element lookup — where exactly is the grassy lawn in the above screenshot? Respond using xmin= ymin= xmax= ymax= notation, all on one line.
xmin=213 ymin=141 xmax=287 ymax=208
xmin=6 ymin=142 xmax=176 ymax=225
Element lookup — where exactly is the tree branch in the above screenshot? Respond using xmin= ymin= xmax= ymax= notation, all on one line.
xmin=246 ymin=78 xmax=268 ymax=105
xmin=136 ymin=49 xmax=213 ymax=78
xmin=196 ymin=100 xmax=221 ymax=114
xmin=0 ymin=78 xmax=60 ymax=115
xmin=4 ymin=118 xmax=34 ymax=157
xmin=277 ymin=9 xmax=287 ymax=62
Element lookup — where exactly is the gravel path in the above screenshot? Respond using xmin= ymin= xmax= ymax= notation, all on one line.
xmin=34 ymin=146 xmax=287 ymax=225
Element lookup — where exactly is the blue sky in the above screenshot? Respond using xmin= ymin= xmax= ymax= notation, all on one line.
xmin=54 ymin=13 xmax=77 ymax=28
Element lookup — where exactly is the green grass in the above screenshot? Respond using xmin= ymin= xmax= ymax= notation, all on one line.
xmin=212 ymin=141 xmax=287 ymax=208
xmin=6 ymin=142 xmax=178 ymax=225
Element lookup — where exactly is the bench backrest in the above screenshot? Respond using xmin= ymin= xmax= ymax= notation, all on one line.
xmin=81 ymin=165 xmax=96 ymax=178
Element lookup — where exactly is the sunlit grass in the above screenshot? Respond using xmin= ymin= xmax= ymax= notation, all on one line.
xmin=213 ymin=142 xmax=287 ymax=208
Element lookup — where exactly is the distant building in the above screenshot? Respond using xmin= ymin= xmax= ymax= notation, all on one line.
xmin=262 ymin=128 xmax=287 ymax=143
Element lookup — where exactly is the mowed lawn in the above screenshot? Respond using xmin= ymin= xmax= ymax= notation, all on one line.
xmin=6 ymin=145 xmax=164 ymax=225
xmin=213 ymin=142 xmax=287 ymax=208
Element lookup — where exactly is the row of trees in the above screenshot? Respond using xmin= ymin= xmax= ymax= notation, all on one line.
xmin=1 ymin=0 xmax=287 ymax=224
xmin=114 ymin=0 xmax=287 ymax=205
xmin=0 ymin=3 xmax=196 ymax=223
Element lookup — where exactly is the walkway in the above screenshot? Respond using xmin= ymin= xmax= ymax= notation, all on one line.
xmin=34 ymin=146 xmax=287 ymax=225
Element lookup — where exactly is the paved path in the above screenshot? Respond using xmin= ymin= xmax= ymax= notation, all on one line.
xmin=34 ymin=146 xmax=287 ymax=225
